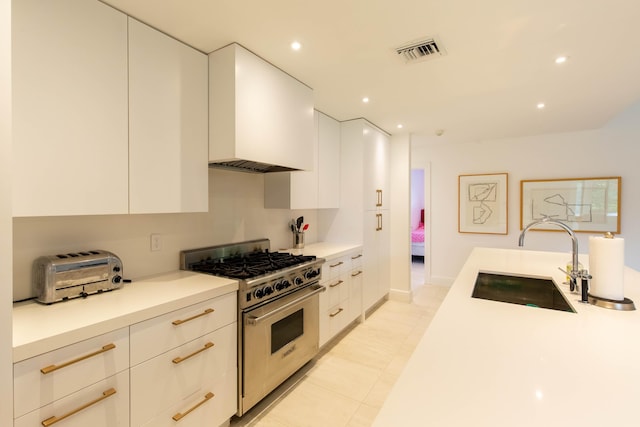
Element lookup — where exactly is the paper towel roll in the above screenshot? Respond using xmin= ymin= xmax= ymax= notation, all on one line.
xmin=589 ymin=235 xmax=625 ymax=301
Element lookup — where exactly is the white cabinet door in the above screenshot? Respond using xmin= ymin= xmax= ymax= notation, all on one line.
xmin=317 ymin=111 xmax=341 ymax=209
xmin=363 ymin=123 xmax=390 ymax=211
xmin=12 ymin=0 xmax=129 ymax=216
xmin=128 ymin=18 xmax=208 ymax=214
xmin=363 ymin=211 xmax=390 ymax=311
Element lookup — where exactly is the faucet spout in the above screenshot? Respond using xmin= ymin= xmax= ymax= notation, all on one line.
xmin=519 ymin=217 xmax=580 ymax=290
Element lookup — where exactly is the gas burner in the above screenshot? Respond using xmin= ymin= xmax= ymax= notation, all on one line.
xmin=180 ymin=239 xmax=325 ymax=310
xmin=190 ymin=251 xmax=317 ymax=280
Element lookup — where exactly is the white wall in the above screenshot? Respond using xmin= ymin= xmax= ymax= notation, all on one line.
xmin=13 ymin=169 xmax=318 ymax=300
xmin=411 ymin=100 xmax=640 ymax=285
xmin=1 ymin=0 xmax=13 ymax=422
xmin=389 ymin=134 xmax=411 ymax=302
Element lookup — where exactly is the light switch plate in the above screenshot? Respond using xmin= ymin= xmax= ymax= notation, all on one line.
xmin=150 ymin=234 xmax=162 ymax=251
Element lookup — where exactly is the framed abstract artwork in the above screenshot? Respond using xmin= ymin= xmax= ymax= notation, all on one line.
xmin=520 ymin=177 xmax=621 ymax=233
xmin=458 ymin=173 xmax=508 ymax=234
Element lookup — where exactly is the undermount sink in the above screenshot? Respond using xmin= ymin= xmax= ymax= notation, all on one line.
xmin=472 ymin=271 xmax=576 ymax=313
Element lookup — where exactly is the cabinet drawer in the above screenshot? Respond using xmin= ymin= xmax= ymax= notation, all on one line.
xmin=137 ymin=368 xmax=237 ymax=427
xmin=14 ymin=327 xmax=129 ymax=418
xmin=15 ymin=370 xmax=129 ymax=427
xmin=322 ymin=255 xmax=349 ymax=280
xmin=326 ymin=301 xmax=350 ymax=338
xmin=349 ymin=252 xmax=363 ymax=269
xmin=130 ymin=292 xmax=236 ymax=365
xmin=326 ymin=276 xmax=349 ymax=308
xmin=130 ymin=322 xmax=236 ymax=426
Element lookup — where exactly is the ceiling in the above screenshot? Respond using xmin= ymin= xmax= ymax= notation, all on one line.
xmin=100 ymin=0 xmax=640 ymax=142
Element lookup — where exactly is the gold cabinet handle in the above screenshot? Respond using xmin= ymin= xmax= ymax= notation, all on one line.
xmin=172 ymin=342 xmax=214 ymax=364
xmin=329 ymin=261 xmax=344 ymax=268
xmin=376 ymin=189 xmax=383 ymax=207
xmin=41 ymin=388 xmax=116 ymax=426
xmin=376 ymin=213 xmax=383 ymax=231
xmin=351 ymin=270 xmax=363 ymax=277
xmin=351 ymin=254 xmax=362 ymax=260
xmin=329 ymin=280 xmax=343 ymax=288
xmin=172 ymin=392 xmax=214 ymax=421
xmin=172 ymin=308 xmax=214 ymax=326
xmin=329 ymin=308 xmax=344 ymax=318
xmin=40 ymin=343 xmax=116 ymax=375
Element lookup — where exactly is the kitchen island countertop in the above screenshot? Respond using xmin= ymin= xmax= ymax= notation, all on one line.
xmin=13 ymin=270 xmax=238 ymax=362
xmin=373 ymin=247 xmax=640 ymax=427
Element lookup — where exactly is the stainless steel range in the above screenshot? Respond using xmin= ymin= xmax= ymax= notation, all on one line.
xmin=180 ymin=239 xmax=325 ymax=416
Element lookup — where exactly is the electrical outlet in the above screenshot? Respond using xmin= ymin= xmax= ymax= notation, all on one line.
xmin=150 ymin=234 xmax=162 ymax=251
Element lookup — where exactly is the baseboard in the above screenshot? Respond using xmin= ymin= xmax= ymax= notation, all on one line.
xmin=388 ymin=288 xmax=413 ymax=303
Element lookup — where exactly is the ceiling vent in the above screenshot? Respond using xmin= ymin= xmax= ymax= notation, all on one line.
xmin=395 ymin=37 xmax=446 ymax=63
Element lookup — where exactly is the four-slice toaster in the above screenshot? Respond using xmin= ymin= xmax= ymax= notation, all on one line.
xmin=33 ymin=250 xmax=124 ymax=304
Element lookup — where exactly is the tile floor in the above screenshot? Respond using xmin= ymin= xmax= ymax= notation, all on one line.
xmin=231 ymin=261 xmax=449 ymax=427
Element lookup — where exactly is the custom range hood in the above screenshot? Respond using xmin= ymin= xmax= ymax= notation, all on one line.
xmin=208 ymin=43 xmax=314 ymax=173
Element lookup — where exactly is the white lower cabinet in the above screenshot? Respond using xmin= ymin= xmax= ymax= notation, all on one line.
xmin=13 ymin=328 xmax=129 ymax=419
xmin=130 ymin=323 xmax=237 ymax=426
xmin=15 ymin=370 xmax=130 ymax=427
xmin=13 ymin=291 xmax=238 ymax=427
xmin=319 ymin=249 xmax=363 ymax=347
xmin=129 ymin=294 xmax=237 ymax=427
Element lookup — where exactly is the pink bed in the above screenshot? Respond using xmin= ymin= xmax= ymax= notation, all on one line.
xmin=411 ymin=224 xmax=425 ymax=243
xmin=412 ymin=209 xmax=425 ymax=256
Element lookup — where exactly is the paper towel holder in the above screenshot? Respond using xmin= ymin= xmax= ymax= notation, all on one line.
xmin=587 ymin=294 xmax=636 ymax=311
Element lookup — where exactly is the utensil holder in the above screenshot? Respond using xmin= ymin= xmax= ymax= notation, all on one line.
xmin=293 ymin=232 xmax=305 ymax=249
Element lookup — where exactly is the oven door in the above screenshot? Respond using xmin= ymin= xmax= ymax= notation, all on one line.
xmin=241 ymin=283 xmax=324 ymax=414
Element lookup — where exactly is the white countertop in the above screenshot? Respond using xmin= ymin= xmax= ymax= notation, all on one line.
xmin=373 ymin=247 xmax=640 ymax=427
xmin=13 ymin=271 xmax=238 ymax=362
xmin=287 ymin=242 xmax=362 ymax=260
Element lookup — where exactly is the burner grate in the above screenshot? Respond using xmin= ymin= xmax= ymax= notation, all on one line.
xmin=190 ymin=251 xmax=316 ymax=280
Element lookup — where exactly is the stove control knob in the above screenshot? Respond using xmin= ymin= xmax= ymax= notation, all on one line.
xmin=294 ymin=277 xmax=304 ymax=286
xmin=305 ymin=269 xmax=318 ymax=279
xmin=275 ymin=281 xmax=285 ymax=291
xmin=254 ymin=288 xmax=264 ymax=299
xmin=264 ymin=286 xmax=273 ymax=295
xmin=281 ymin=279 xmax=291 ymax=288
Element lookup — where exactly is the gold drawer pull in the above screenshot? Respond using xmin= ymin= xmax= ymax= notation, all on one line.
xmin=41 ymin=388 xmax=116 ymax=426
xmin=329 ymin=261 xmax=344 ymax=268
xmin=172 ymin=392 xmax=214 ymax=421
xmin=351 ymin=270 xmax=363 ymax=277
xmin=329 ymin=280 xmax=343 ymax=288
xmin=351 ymin=254 xmax=362 ymax=260
xmin=172 ymin=342 xmax=214 ymax=364
xmin=329 ymin=308 xmax=344 ymax=318
xmin=172 ymin=308 xmax=214 ymax=326
xmin=40 ymin=343 xmax=116 ymax=375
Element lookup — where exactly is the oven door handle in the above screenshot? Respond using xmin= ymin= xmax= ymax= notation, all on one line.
xmin=246 ymin=284 xmax=325 ymax=325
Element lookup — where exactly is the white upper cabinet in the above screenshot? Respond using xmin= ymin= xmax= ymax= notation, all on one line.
xmin=128 ymin=18 xmax=208 ymax=214
xmin=264 ymin=110 xmax=340 ymax=209
xmin=363 ymin=122 xmax=390 ymax=211
xmin=12 ymin=0 xmax=129 ymax=216
xmin=317 ymin=111 xmax=341 ymax=208
xmin=209 ymin=43 xmax=314 ymax=172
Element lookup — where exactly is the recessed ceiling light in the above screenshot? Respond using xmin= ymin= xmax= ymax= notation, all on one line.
xmin=555 ymin=56 xmax=568 ymax=64
xmin=537 ymin=103 xmax=545 ymax=109
xmin=397 ymin=124 xmax=404 ymax=129
xmin=362 ymin=97 xmax=369 ymax=103
xmin=291 ymin=41 xmax=301 ymax=51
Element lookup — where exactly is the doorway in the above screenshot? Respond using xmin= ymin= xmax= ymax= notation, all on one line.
xmin=410 ymin=167 xmax=429 ymax=290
